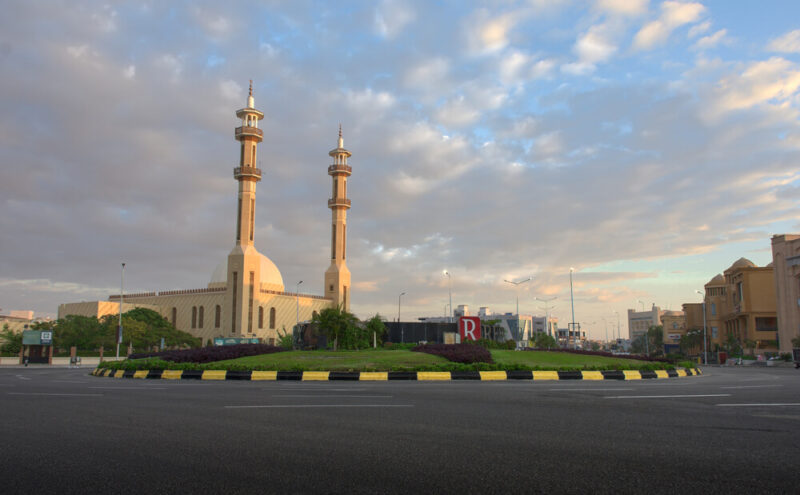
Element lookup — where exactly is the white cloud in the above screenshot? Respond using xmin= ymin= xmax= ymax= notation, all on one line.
xmin=574 ymin=24 xmax=618 ymax=64
xmin=435 ymin=95 xmax=481 ymax=127
xmin=595 ymin=0 xmax=648 ymax=16
xmin=693 ymin=29 xmax=727 ymax=51
xmin=465 ymin=10 xmax=518 ymax=54
xmin=123 ymin=64 xmax=136 ymax=79
xmin=632 ymin=1 xmax=706 ymax=50
xmin=688 ymin=20 xmax=711 ymax=38
xmin=561 ymin=62 xmax=596 ymax=75
xmin=711 ymin=57 xmax=800 ymax=116
xmin=768 ymin=29 xmax=800 ymax=54
xmin=404 ymin=57 xmax=450 ymax=89
xmin=374 ymin=0 xmax=416 ymax=39
xmin=219 ymin=80 xmax=242 ymax=102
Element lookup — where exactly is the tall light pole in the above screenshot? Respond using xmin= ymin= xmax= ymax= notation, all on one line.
xmin=602 ymin=317 xmax=610 ymax=348
xmin=535 ymin=296 xmax=557 ymax=337
xmin=295 ymin=280 xmax=303 ymax=332
xmin=116 ymin=262 xmax=125 ymax=359
xmin=696 ymin=289 xmax=707 ymax=365
xmin=398 ymin=292 xmax=406 ymax=323
xmin=443 ymin=270 xmax=452 ymax=323
xmin=569 ymin=267 xmax=576 ymax=348
xmin=504 ymin=277 xmax=531 ymax=342
xmin=613 ymin=310 xmax=620 ymax=342
xmin=637 ymin=299 xmax=645 ymax=312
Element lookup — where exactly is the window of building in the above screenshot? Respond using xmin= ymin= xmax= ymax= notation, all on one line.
xmin=191 ymin=307 xmax=197 ymax=329
xmin=258 ymin=307 xmax=264 ymax=329
xmin=711 ymin=303 xmax=716 ymax=316
xmin=231 ymin=272 xmax=238 ymax=331
xmin=198 ymin=306 xmax=204 ymax=328
xmin=755 ymin=317 xmax=778 ymax=332
xmin=711 ymin=327 xmax=718 ymax=339
xmin=171 ymin=307 xmax=177 ymax=326
xmin=737 ymin=282 xmax=743 ymax=303
xmin=269 ymin=307 xmax=276 ymax=329
xmin=215 ymin=305 xmax=221 ymax=328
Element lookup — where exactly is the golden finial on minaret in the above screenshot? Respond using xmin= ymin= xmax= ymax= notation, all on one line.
xmin=249 ymin=80 xmax=253 ymax=97
xmin=338 ymin=123 xmax=343 ymax=148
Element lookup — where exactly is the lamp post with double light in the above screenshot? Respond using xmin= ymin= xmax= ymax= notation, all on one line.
xmin=535 ymin=296 xmax=557 ymax=338
xmin=696 ymin=289 xmax=707 ymax=365
xmin=443 ymin=270 xmax=452 ymax=323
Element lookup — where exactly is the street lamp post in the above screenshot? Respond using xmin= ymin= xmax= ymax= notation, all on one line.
xmin=569 ymin=268 xmax=576 ymax=348
xmin=504 ymin=277 xmax=531 ymax=343
xmin=535 ymin=296 xmax=557 ymax=338
xmin=117 ymin=262 xmax=125 ymax=359
xmin=443 ymin=270 xmax=452 ymax=323
xmin=613 ymin=310 xmax=620 ymax=342
xmin=295 ymin=280 xmax=303 ymax=332
xmin=696 ymin=289 xmax=708 ymax=365
xmin=398 ymin=292 xmax=406 ymax=323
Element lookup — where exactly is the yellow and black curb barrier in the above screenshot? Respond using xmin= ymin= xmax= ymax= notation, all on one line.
xmin=91 ymin=368 xmax=702 ymax=381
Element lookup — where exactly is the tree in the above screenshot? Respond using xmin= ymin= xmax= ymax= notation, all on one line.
xmin=590 ymin=341 xmax=601 ymax=351
xmin=364 ymin=314 xmax=387 ymax=348
xmin=311 ymin=306 xmax=359 ymax=350
xmin=0 ymin=324 xmax=22 ymax=355
xmin=532 ymin=332 xmax=557 ymax=349
xmin=792 ymin=336 xmax=800 ymax=348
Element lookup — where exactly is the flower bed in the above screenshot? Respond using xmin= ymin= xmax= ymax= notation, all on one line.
xmin=412 ymin=343 xmax=494 ymax=364
xmin=127 ymin=344 xmax=285 ymax=364
xmin=525 ymin=347 xmax=671 ymax=363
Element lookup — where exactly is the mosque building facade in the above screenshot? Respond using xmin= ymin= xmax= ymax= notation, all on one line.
xmin=58 ymin=84 xmax=352 ymax=344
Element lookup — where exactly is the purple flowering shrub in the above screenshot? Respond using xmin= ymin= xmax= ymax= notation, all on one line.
xmin=128 ymin=344 xmax=285 ymax=363
xmin=525 ymin=347 xmax=670 ymax=363
xmin=412 ymin=343 xmax=494 ymax=364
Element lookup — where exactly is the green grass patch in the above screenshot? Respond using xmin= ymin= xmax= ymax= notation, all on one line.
xmin=97 ymin=348 xmax=678 ymax=372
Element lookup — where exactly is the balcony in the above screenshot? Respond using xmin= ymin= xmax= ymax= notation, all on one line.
xmin=235 ymin=126 xmax=264 ymax=140
xmin=328 ymin=198 xmax=351 ymax=208
xmin=328 ymin=164 xmax=352 ymax=175
xmin=233 ymin=166 xmax=262 ymax=181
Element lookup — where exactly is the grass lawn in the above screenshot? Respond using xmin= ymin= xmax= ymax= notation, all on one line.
xmin=212 ymin=349 xmax=450 ymax=371
xmin=102 ymin=348 xmax=672 ymax=372
xmin=491 ymin=350 xmax=659 ymax=369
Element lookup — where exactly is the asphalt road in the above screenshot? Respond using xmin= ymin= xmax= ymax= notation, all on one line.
xmin=1 ymin=366 xmax=798 ymax=494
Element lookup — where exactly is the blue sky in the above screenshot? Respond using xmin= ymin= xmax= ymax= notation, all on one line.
xmin=1 ymin=0 xmax=800 ymax=340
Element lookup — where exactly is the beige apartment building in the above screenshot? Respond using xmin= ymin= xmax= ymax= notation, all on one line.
xmin=771 ymin=234 xmax=800 ymax=353
xmin=720 ymin=258 xmax=777 ymax=354
xmin=59 ymin=84 xmax=351 ymax=344
xmin=627 ymin=306 xmax=662 ymax=341
xmin=661 ymin=310 xmax=686 ymax=350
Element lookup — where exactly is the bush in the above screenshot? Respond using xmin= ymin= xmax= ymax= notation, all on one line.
xmin=127 ymin=344 xmax=285 ymax=363
xmin=382 ymin=342 xmax=417 ymax=351
xmin=524 ymin=347 xmax=671 ymax=363
xmin=411 ymin=343 xmax=494 ymax=364
xmin=780 ymin=352 xmax=792 ymax=362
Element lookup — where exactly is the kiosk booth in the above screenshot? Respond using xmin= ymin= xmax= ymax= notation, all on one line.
xmin=21 ymin=330 xmax=53 ymax=364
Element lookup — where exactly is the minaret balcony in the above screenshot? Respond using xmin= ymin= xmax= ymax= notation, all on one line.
xmin=235 ymin=126 xmax=264 ymax=140
xmin=234 ymin=166 xmax=262 ymax=181
xmin=328 ymin=164 xmax=352 ymax=176
xmin=328 ymin=198 xmax=351 ymax=208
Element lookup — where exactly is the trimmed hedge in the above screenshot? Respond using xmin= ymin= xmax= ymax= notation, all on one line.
xmin=411 ymin=343 xmax=494 ymax=364
xmin=127 ymin=344 xmax=285 ymax=363
xmin=525 ymin=347 xmax=671 ymax=363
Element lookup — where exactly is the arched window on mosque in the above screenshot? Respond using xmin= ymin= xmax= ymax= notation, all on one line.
xmin=258 ymin=307 xmax=264 ymax=329
xmin=171 ymin=307 xmax=177 ymax=327
xmin=198 ymin=306 xmax=204 ymax=328
xmin=191 ymin=307 xmax=197 ymax=329
xmin=215 ymin=305 xmax=221 ymax=328
xmin=269 ymin=307 xmax=276 ymax=329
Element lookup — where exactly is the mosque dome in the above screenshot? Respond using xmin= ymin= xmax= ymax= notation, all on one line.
xmin=706 ymin=273 xmax=725 ymax=285
xmin=729 ymin=257 xmax=756 ymax=270
xmin=209 ymin=254 xmax=285 ymax=292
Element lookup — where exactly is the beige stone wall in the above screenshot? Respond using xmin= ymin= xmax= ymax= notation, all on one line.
xmin=771 ymin=234 xmax=800 ymax=353
xmin=722 ymin=263 xmax=777 ymax=353
xmin=661 ymin=312 xmax=686 ymax=346
xmin=57 ymin=301 xmax=161 ymax=320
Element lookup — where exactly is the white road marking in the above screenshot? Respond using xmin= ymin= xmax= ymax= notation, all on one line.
xmin=604 ymin=394 xmax=731 ymax=399
xmin=720 ymin=385 xmax=783 ymax=389
xmin=15 ymin=375 xmax=31 ymax=381
xmin=52 ymin=380 xmax=88 ymax=384
xmin=716 ymin=403 xmax=800 ymax=407
xmin=7 ymin=392 xmax=103 ymax=397
xmin=272 ymin=394 xmax=393 ymax=398
xmin=89 ymin=387 xmax=167 ymax=390
xmin=225 ymin=404 xmax=413 ymax=409
xmin=549 ymin=388 xmax=633 ymax=391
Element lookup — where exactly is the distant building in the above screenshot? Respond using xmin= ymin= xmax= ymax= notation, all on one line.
xmin=721 ymin=257 xmax=777 ymax=354
xmin=771 ymin=234 xmax=800 ymax=353
xmin=661 ymin=310 xmax=686 ymax=354
xmin=627 ymin=306 xmax=662 ymax=341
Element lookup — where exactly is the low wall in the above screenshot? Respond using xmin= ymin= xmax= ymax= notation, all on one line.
xmin=0 ymin=356 xmax=125 ymax=366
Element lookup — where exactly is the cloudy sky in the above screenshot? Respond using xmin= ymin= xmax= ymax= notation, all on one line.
xmin=2 ymin=0 xmax=800 ymax=339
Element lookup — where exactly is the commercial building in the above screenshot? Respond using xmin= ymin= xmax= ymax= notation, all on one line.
xmin=721 ymin=258 xmax=777 ymax=354
xmin=771 ymin=234 xmax=800 ymax=353
xmin=661 ymin=310 xmax=686 ymax=354
xmin=59 ymin=84 xmax=348 ymax=344
xmin=627 ymin=306 xmax=662 ymax=341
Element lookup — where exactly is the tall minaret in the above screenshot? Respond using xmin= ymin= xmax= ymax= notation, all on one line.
xmin=226 ymin=81 xmax=264 ymax=335
xmin=324 ymin=125 xmax=352 ymax=311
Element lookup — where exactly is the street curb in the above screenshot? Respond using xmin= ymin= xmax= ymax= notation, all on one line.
xmin=91 ymin=368 xmax=702 ymax=381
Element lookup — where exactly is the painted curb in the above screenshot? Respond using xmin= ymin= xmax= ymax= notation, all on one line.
xmin=91 ymin=367 xmax=702 ymax=381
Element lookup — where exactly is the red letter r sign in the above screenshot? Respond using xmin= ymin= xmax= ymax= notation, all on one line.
xmin=459 ymin=316 xmax=482 ymax=341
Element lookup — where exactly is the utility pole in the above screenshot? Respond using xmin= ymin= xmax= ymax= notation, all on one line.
xmin=116 ymin=262 xmax=125 ymax=359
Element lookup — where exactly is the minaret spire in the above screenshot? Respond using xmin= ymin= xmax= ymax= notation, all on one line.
xmin=325 ymin=125 xmax=352 ymax=311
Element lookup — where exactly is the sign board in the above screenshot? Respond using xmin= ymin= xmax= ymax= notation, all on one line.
xmin=458 ymin=317 xmax=482 ymax=341
xmin=40 ymin=331 xmax=53 ymax=345
xmin=213 ymin=337 xmax=260 ymax=346
xmin=667 ymin=333 xmax=682 ymax=341
xmin=22 ymin=330 xmax=54 ymax=346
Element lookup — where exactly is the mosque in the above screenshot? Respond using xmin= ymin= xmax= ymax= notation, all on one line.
xmin=58 ymin=83 xmax=351 ymax=345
